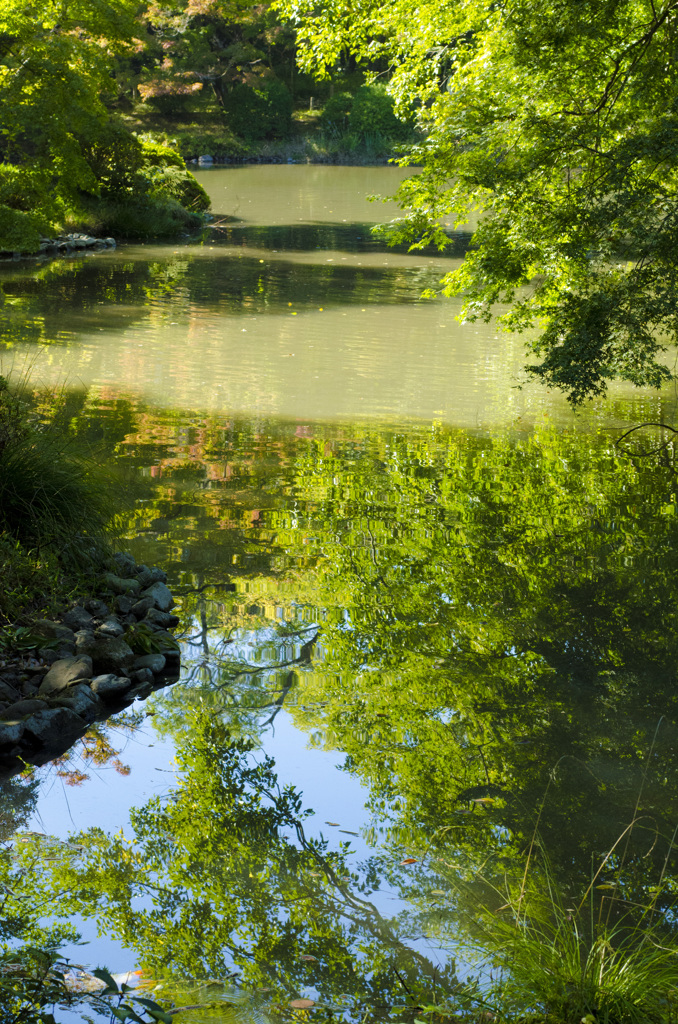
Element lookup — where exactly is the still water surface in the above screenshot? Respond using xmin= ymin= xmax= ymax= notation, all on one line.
xmin=3 ymin=166 xmax=678 ymax=1022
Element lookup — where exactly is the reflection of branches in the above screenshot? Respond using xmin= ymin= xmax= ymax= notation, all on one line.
xmin=615 ymin=421 xmax=678 ymax=457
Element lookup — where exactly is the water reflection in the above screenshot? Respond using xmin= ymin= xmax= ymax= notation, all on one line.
xmin=4 ymin=396 xmax=678 ymax=1020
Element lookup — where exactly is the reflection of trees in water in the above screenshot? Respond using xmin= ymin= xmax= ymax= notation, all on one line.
xmin=10 ymin=398 xmax=678 ymax=1008
xmin=43 ymin=715 xmax=457 ymax=1019
xmin=118 ymin=416 xmax=678 ymax=919
xmin=0 ymin=236 xmax=438 ymax=351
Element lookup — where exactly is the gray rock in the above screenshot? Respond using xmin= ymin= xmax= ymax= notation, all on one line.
xmin=76 ymin=635 xmax=134 ymax=675
xmin=61 ymin=606 xmax=94 ymax=631
xmin=74 ymin=629 xmax=96 ymax=653
xmin=20 ymin=678 xmax=39 ymax=697
xmin=104 ymin=573 xmax=141 ymax=596
xmin=198 ymin=154 xmax=213 ymax=164
xmin=97 ymin=617 xmax=125 ymax=638
xmin=149 ymin=567 xmax=168 ymax=584
xmin=104 ymin=237 xmax=116 ymax=247
xmin=0 ymin=720 xmax=24 ymax=747
xmin=133 ymin=653 xmax=166 ymax=675
xmin=113 ymin=595 xmax=135 ymax=615
xmin=0 ymin=681 xmax=21 ymax=703
xmin=131 ymin=596 xmax=155 ymax=618
xmin=139 ymin=582 xmax=174 ymax=612
xmin=39 ymin=656 xmax=93 ymax=696
xmin=54 ymin=683 xmax=102 ymax=723
xmin=33 ymin=619 xmax=76 ymax=645
xmin=55 ymin=644 xmax=76 ymax=659
xmin=144 ymin=608 xmax=174 ymax=629
xmin=90 ymin=674 xmax=133 ymax=699
xmin=23 ymin=708 xmax=85 ymax=752
xmin=129 ymin=680 xmax=153 ymax=700
xmin=0 ymin=699 xmax=45 ymax=722
xmin=131 ymin=668 xmax=154 ymax=685
xmin=162 ymin=650 xmax=181 ymax=674
xmin=37 ymin=648 xmax=59 ymax=665
xmin=112 ymin=552 xmax=137 ymax=576
xmin=85 ymin=598 xmax=110 ymax=618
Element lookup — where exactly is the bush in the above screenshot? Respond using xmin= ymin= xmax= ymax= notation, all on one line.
xmin=90 ymin=194 xmax=204 ymax=239
xmin=348 ymin=83 xmax=413 ymax=140
xmin=319 ymin=92 xmax=354 ymax=133
xmin=140 ymin=139 xmax=186 ymax=170
xmin=224 ymin=78 xmax=293 ymax=140
xmin=144 ymin=164 xmax=210 ymax=212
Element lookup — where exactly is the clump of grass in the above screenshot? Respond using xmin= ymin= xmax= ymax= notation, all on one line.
xmin=461 ymin=874 xmax=678 ymax=1023
xmin=0 ymin=375 xmax=121 ymax=621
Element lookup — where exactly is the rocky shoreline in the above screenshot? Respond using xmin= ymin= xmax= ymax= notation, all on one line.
xmin=0 ymin=552 xmax=181 ymax=779
xmin=0 ymin=232 xmax=117 ymax=262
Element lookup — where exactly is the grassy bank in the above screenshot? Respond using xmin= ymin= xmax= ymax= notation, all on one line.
xmin=0 ymin=376 xmax=119 ymax=627
xmin=121 ymin=84 xmax=417 ymax=166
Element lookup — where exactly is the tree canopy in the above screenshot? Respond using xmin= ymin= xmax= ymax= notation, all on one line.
xmin=276 ymin=0 xmax=678 ymax=403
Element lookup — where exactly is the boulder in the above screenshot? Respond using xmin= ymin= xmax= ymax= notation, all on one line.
xmin=61 ymin=606 xmax=94 ymax=631
xmin=130 ymin=668 xmax=154 ymax=685
xmin=76 ymin=635 xmax=134 ymax=675
xmin=85 ymin=598 xmax=110 ymax=618
xmin=23 ymin=708 xmax=86 ymax=756
xmin=139 ymin=582 xmax=174 ymax=612
xmin=37 ymin=648 xmax=59 ymax=665
xmin=113 ymin=595 xmax=135 ymax=615
xmin=0 ymin=699 xmax=45 ymax=722
xmin=54 ymin=684 xmax=103 ymax=723
xmin=39 ymin=656 xmax=93 ymax=696
xmin=97 ymin=617 xmax=125 ymax=638
xmin=112 ymin=552 xmax=137 ymax=577
xmin=104 ymin=573 xmax=141 ymax=596
xmin=148 ymin=567 xmax=168 ymax=584
xmin=0 ymin=680 xmax=21 ymax=704
xmin=134 ymin=566 xmax=154 ymax=588
xmin=0 ymin=720 xmax=24 ymax=748
xmin=90 ymin=674 xmax=133 ymax=699
xmin=133 ymin=653 xmax=166 ymax=675
xmin=145 ymin=608 xmax=179 ymax=629
xmin=131 ymin=596 xmax=155 ymax=618
xmin=33 ymin=619 xmax=76 ymax=645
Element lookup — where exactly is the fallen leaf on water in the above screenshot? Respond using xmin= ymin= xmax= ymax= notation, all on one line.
xmin=339 ymin=829 xmax=359 ymax=836
xmin=401 ymin=858 xmax=418 ymax=865
xmin=299 ymin=955 xmax=317 ymax=962
xmin=325 ymin=821 xmax=340 ymax=826
xmin=289 ymin=998 xmax=315 ymax=1009
xmin=429 ymin=890 xmax=446 ymax=897
xmin=596 ymin=884 xmax=616 ymax=890
xmin=471 ymin=797 xmax=495 ymax=804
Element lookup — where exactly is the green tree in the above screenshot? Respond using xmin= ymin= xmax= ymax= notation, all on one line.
xmin=277 ymin=0 xmax=678 ymax=403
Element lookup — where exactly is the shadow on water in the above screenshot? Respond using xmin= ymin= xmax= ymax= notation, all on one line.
xmin=207 ymin=220 xmax=472 ymax=257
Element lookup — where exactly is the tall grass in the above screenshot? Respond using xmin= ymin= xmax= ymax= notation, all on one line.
xmin=0 ymin=374 xmax=121 ymax=621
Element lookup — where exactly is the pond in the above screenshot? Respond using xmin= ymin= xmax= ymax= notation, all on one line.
xmin=2 ymin=165 xmax=678 ymax=1023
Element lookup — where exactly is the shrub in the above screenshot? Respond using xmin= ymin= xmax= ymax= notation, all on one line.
xmin=348 ymin=83 xmax=413 ymax=140
xmin=144 ymin=164 xmax=210 ymax=212
xmin=319 ymin=92 xmax=354 ymax=133
xmin=224 ymin=78 xmax=293 ymax=140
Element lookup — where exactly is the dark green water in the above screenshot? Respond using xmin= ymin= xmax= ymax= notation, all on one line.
xmin=3 ymin=167 xmax=678 ymax=1023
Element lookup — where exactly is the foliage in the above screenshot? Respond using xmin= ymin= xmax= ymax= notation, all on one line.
xmin=277 ymin=0 xmax=678 ymax=403
xmin=223 ymin=78 xmax=293 ymax=140
xmin=0 ymin=0 xmax=209 ymax=248
xmin=348 ymin=84 xmax=411 ymax=140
